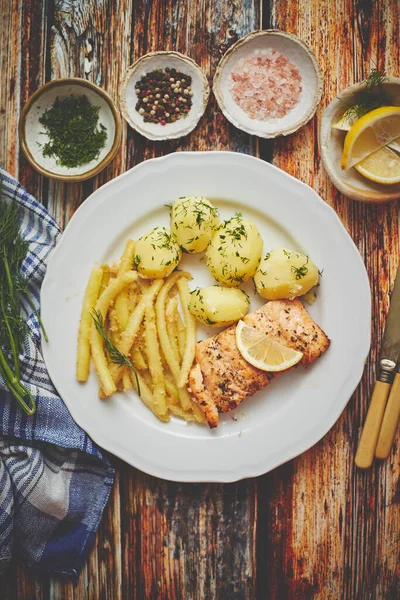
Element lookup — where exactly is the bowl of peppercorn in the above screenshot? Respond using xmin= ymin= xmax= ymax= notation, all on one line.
xmin=119 ymin=51 xmax=210 ymax=141
xmin=19 ymin=78 xmax=122 ymax=182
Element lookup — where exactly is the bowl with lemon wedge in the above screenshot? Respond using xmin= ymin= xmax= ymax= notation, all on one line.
xmin=321 ymin=70 xmax=400 ymax=202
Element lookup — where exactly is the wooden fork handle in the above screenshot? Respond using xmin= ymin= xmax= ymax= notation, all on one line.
xmin=375 ymin=373 xmax=400 ymax=459
xmin=355 ymin=381 xmax=391 ymax=469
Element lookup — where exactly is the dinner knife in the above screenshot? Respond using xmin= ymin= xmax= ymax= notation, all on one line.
xmin=355 ymin=265 xmax=400 ymax=469
xmin=375 ymin=362 xmax=400 ymax=459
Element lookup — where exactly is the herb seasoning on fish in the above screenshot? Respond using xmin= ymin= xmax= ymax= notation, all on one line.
xmin=135 ymin=68 xmax=193 ymax=125
xmin=39 ymin=95 xmax=107 ymax=168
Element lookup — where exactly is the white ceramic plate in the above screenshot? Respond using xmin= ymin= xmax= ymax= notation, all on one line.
xmin=41 ymin=151 xmax=371 ymax=482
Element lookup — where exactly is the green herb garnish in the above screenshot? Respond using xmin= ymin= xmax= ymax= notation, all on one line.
xmin=91 ymin=309 xmax=140 ymax=395
xmin=39 ymin=95 xmax=107 ymax=168
xmin=0 ymin=192 xmax=48 ymax=415
xmin=342 ymin=68 xmax=389 ymax=122
xmin=133 ymin=255 xmax=141 ymax=268
xmin=291 ymin=260 xmax=309 ymax=280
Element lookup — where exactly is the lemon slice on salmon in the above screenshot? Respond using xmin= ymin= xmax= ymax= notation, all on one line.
xmin=235 ymin=320 xmax=303 ymax=372
xmin=341 ymin=106 xmax=400 ymax=170
xmin=354 ymin=145 xmax=400 ymax=184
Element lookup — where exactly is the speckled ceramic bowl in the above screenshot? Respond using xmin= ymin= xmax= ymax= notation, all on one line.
xmin=19 ymin=78 xmax=122 ymax=182
xmin=320 ymin=77 xmax=400 ymax=203
xmin=119 ymin=51 xmax=210 ymax=141
xmin=213 ymin=30 xmax=323 ymax=138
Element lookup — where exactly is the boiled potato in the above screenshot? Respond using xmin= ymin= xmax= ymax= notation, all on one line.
xmin=206 ymin=215 xmax=263 ymax=286
xmin=189 ymin=286 xmax=250 ymax=327
xmin=170 ymin=196 xmax=220 ymax=254
xmin=133 ymin=227 xmax=181 ymax=279
xmin=254 ymin=248 xmax=319 ymax=300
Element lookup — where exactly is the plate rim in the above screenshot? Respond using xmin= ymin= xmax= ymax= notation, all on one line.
xmin=41 ymin=151 xmax=371 ymax=482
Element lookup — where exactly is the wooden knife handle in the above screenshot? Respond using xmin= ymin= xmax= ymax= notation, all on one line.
xmin=375 ymin=373 xmax=400 ymax=459
xmin=355 ymin=381 xmax=391 ymax=469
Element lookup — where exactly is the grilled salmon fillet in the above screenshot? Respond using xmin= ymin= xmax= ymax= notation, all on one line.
xmin=188 ymin=299 xmax=330 ymax=428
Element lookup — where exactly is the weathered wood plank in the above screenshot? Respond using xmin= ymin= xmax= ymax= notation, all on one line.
xmin=127 ymin=0 xmax=260 ymax=166
xmin=17 ymin=0 xmax=49 ymax=202
xmin=0 ymin=0 xmax=48 ymax=199
xmin=0 ymin=1 xmax=49 ymax=597
xmin=120 ymin=2 xmax=261 ymax=598
xmin=46 ymin=0 xmax=134 ymax=227
xmin=0 ymin=0 xmax=20 ymax=176
xmin=0 ymin=562 xmax=48 ymax=600
xmin=1 ymin=1 xmax=399 ymax=599
xmin=256 ymin=1 xmax=400 ymax=599
xmin=45 ymin=1 xmax=134 ymax=598
xmin=121 ymin=472 xmax=257 ymax=600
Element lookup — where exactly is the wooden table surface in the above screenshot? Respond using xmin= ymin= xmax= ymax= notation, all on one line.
xmin=1 ymin=1 xmax=399 ymax=598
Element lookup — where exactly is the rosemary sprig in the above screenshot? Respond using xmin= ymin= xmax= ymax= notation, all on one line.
xmin=0 ymin=191 xmax=48 ymax=415
xmin=91 ymin=309 xmax=141 ymax=396
xmin=342 ymin=68 xmax=389 ymax=122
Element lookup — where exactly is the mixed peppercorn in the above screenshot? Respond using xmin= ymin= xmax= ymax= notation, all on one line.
xmin=135 ymin=68 xmax=193 ymax=125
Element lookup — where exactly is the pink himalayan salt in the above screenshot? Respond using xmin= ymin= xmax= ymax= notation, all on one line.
xmin=229 ymin=48 xmax=302 ymax=120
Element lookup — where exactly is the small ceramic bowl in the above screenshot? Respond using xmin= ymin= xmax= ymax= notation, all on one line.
xmin=213 ymin=29 xmax=322 ymax=138
xmin=119 ymin=51 xmax=210 ymax=141
xmin=19 ymin=78 xmax=122 ymax=182
xmin=320 ymin=78 xmax=400 ymax=202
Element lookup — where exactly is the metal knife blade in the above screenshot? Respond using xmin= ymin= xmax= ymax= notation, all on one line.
xmin=377 ymin=265 xmax=400 ymax=383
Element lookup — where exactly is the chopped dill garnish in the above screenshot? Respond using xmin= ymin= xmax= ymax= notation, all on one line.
xmin=91 ymin=309 xmax=140 ymax=395
xmin=191 ymin=289 xmax=204 ymax=302
xmin=172 ymin=197 xmax=219 ymax=229
xmin=342 ymin=68 xmax=389 ymax=122
xmin=291 ymin=260 xmax=309 ymax=280
xmin=39 ymin=95 xmax=107 ymax=168
xmin=204 ymin=317 xmax=217 ymax=325
xmin=225 ymin=216 xmax=247 ymax=241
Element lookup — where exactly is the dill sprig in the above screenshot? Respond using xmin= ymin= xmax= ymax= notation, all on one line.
xmin=91 ymin=309 xmax=141 ymax=396
xmin=291 ymin=263 xmax=309 ymax=280
xmin=342 ymin=68 xmax=389 ymax=122
xmin=0 ymin=191 xmax=48 ymax=415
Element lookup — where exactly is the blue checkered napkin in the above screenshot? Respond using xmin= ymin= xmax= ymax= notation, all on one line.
xmin=0 ymin=169 xmax=114 ymax=578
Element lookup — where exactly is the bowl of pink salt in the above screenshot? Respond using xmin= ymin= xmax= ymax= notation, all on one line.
xmin=213 ymin=30 xmax=322 ymax=138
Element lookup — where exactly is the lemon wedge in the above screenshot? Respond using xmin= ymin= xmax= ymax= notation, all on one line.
xmin=235 ymin=320 xmax=303 ymax=372
xmin=341 ymin=106 xmax=400 ymax=170
xmin=354 ymin=145 xmax=400 ymax=184
xmin=332 ymin=112 xmax=400 ymax=152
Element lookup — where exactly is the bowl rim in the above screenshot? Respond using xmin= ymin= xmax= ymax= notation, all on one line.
xmin=320 ymin=76 xmax=400 ymax=203
xmin=213 ymin=29 xmax=323 ymax=139
xmin=19 ymin=77 xmax=122 ymax=182
xmin=119 ymin=50 xmax=210 ymax=141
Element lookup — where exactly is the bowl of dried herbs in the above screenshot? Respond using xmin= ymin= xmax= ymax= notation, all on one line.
xmin=19 ymin=78 xmax=122 ymax=182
